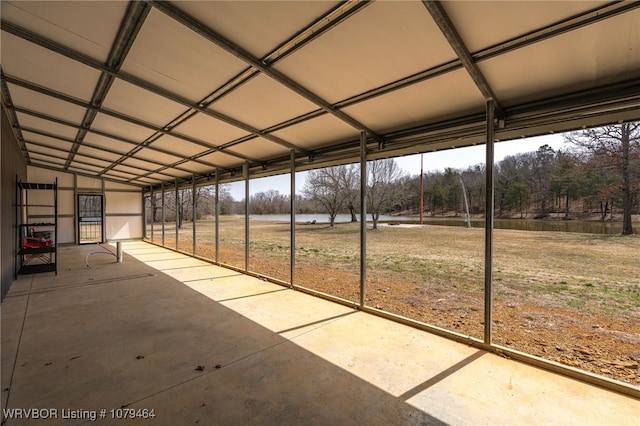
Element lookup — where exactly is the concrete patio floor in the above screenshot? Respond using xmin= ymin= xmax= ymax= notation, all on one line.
xmin=1 ymin=241 xmax=638 ymax=425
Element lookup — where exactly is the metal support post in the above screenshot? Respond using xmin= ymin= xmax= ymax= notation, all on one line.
xmin=290 ymin=150 xmax=296 ymax=287
xmin=161 ymin=182 xmax=165 ymax=246
xmin=420 ymin=154 xmax=424 ymax=225
xmin=244 ymin=162 xmax=249 ymax=272
xmin=359 ymin=131 xmax=367 ymax=308
xmin=484 ymin=100 xmax=495 ymax=345
xmin=142 ymin=190 xmax=147 ymax=241
xmin=73 ymin=174 xmax=78 ymax=244
xmin=192 ymin=174 xmax=196 ymax=255
xmin=149 ymin=185 xmax=153 ymax=242
xmin=101 ymin=178 xmax=105 ymax=244
xmin=215 ymin=170 xmax=219 ymax=263
xmin=175 ymin=179 xmax=179 ymax=251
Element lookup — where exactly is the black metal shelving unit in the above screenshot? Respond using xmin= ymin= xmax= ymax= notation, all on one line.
xmin=16 ymin=178 xmax=58 ymax=277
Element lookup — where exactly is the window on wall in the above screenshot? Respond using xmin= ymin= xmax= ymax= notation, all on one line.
xmin=362 ymin=154 xmax=485 ymax=338
xmin=218 ymin=181 xmax=246 ymax=269
xmin=177 ymin=187 xmax=194 ymax=254
xmin=144 ymin=194 xmax=152 ymax=240
xmin=247 ymin=174 xmax=291 ymax=283
xmin=163 ymin=186 xmax=177 ymax=248
xmin=294 ymin=165 xmax=361 ymax=303
xmin=491 ymin=127 xmax=640 ymax=388
xmin=194 ymin=183 xmax=217 ymax=261
xmin=147 ymin=191 xmax=163 ymax=245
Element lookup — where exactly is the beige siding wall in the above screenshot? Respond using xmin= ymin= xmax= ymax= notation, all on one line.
xmin=27 ymin=167 xmax=143 ymax=244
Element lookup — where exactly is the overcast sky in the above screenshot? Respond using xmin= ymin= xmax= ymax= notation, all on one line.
xmin=226 ymin=133 xmax=568 ymax=201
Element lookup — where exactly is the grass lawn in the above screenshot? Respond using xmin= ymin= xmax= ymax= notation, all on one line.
xmin=149 ymin=217 xmax=640 ymax=317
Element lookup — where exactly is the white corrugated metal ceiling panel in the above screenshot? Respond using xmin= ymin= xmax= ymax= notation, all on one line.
xmin=1 ymin=0 xmax=638 ymax=188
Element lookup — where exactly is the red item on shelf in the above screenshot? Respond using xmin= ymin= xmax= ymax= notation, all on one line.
xmin=22 ymin=237 xmax=52 ymax=249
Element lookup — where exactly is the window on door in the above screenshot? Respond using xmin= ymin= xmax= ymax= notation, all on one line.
xmin=78 ymin=194 xmax=103 ymax=244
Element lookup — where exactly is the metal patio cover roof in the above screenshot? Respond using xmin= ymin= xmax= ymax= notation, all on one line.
xmin=2 ymin=1 xmax=639 ymax=189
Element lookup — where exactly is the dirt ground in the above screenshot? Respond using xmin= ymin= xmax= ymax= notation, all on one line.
xmin=190 ymin=248 xmax=639 ymax=388
xmin=162 ymin=220 xmax=640 ymax=388
xmin=307 ymin=266 xmax=638 ymax=387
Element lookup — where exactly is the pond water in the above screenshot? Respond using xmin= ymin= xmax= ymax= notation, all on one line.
xmin=250 ymin=214 xmax=413 ymax=225
xmin=428 ymin=217 xmax=624 ymax=234
xmin=250 ymin=214 xmax=628 ymax=235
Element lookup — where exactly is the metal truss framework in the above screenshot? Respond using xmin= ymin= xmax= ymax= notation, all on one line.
xmin=2 ymin=0 xmax=639 ymax=398
xmin=2 ymin=1 xmax=638 ymax=188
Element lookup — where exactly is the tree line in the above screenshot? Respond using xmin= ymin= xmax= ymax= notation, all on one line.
xmin=147 ymin=123 xmax=639 ymax=234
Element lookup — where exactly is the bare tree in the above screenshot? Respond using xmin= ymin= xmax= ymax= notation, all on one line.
xmin=160 ymin=186 xmax=209 ymax=228
xmin=566 ymin=122 xmax=639 ymax=235
xmin=343 ymin=165 xmax=360 ymax=222
xmin=217 ymin=184 xmax=240 ymax=215
xmin=303 ymin=165 xmax=356 ymax=227
xmin=177 ymin=188 xmax=189 ymax=228
xmin=249 ymin=189 xmax=290 ymax=215
xmin=367 ymin=158 xmax=404 ymax=229
xmin=150 ymin=192 xmax=161 ymax=223
xmin=195 ymin=185 xmax=217 ymax=218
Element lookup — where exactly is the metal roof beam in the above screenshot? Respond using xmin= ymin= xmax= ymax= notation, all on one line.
xmin=475 ymin=1 xmax=640 ymax=63
xmin=30 ymin=161 xmax=151 ymax=187
xmin=196 ymin=0 xmax=371 ymax=108
xmin=0 ymin=19 xmax=310 ymax=157
xmin=24 ymin=131 xmax=192 ymax=173
xmin=28 ymin=143 xmax=178 ymax=180
xmin=422 ymin=0 xmax=505 ymax=118
xmin=262 ymin=58 xmax=464 ymax=134
xmin=65 ymin=1 xmax=151 ymax=169
xmin=1 ymin=68 xmax=30 ymax=161
xmin=171 ymin=1 xmax=371 ymax=158
xmin=12 ymin=108 xmax=220 ymax=171
xmin=237 ymin=1 xmax=639 ymax=136
xmin=8 ymin=0 xmax=627 ymax=175
xmin=3 ymin=1 xmax=637 ymax=188
xmin=149 ymin=0 xmax=386 ymax=145
xmin=3 ymin=74 xmax=255 ymax=163
xmin=266 ymin=79 xmax=640 ymax=179
xmin=13 ymin=106 xmax=222 ymax=172
xmin=31 ymin=160 xmax=126 ymax=181
xmin=14 ymin=123 xmax=197 ymax=177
